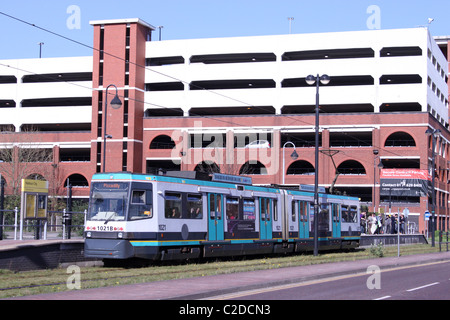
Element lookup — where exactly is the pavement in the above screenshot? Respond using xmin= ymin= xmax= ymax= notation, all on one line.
xmin=8 ymin=249 xmax=450 ymax=300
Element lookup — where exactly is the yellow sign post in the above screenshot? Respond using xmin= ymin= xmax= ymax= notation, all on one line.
xmin=20 ymin=179 xmax=49 ymax=240
xmin=21 ymin=179 xmax=49 ymax=220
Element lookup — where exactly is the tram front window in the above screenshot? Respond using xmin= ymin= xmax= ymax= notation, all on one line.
xmin=88 ymin=182 xmax=129 ymax=222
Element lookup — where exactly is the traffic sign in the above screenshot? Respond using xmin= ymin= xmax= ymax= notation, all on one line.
xmin=403 ymin=208 xmax=409 ymax=217
xmin=424 ymin=211 xmax=431 ymax=221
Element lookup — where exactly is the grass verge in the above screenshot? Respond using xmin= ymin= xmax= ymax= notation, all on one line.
xmin=0 ymin=243 xmax=442 ymax=299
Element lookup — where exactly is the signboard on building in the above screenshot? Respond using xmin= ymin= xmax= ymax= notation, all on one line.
xmin=380 ymin=169 xmax=431 ymax=197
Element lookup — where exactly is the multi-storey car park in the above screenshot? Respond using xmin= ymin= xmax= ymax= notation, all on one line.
xmin=0 ymin=18 xmax=448 ymax=234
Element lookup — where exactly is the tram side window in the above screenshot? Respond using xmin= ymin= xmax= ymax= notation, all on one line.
xmin=273 ymin=200 xmax=278 ymax=221
xmin=210 ymin=195 xmax=222 ymax=220
xmin=341 ymin=205 xmax=349 ymax=222
xmin=165 ymin=192 xmax=182 ymax=219
xmin=129 ymin=190 xmax=153 ymax=220
xmin=349 ymin=205 xmax=358 ymax=223
xmin=243 ymin=199 xmax=256 ymax=220
xmin=188 ymin=194 xmax=203 ymax=219
xmin=226 ymin=198 xmax=239 ymax=220
xmin=260 ymin=198 xmax=271 ymax=221
xmin=319 ymin=204 xmax=330 ymax=232
xmin=299 ymin=201 xmax=308 ymax=222
xmin=291 ymin=201 xmax=297 ymax=222
xmin=341 ymin=205 xmax=358 ymax=223
xmin=225 ymin=198 xmax=256 ymax=221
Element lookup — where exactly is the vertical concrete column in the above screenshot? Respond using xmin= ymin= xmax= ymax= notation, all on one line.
xmin=225 ymin=129 xmax=235 ymax=173
xmin=272 ymin=129 xmax=280 ymax=183
xmin=320 ymin=129 xmax=330 ymax=187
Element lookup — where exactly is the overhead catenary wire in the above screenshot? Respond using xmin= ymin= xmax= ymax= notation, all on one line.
xmin=0 ymin=11 xmax=319 ymax=135
xmin=0 ymin=10 xmax=433 ymax=170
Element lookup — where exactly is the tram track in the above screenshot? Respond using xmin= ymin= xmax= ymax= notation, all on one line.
xmin=0 ymin=244 xmax=439 ymax=298
xmin=0 ymin=257 xmax=276 ymax=293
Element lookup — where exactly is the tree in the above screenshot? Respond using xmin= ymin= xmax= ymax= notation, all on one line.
xmin=0 ymin=126 xmax=53 ymax=196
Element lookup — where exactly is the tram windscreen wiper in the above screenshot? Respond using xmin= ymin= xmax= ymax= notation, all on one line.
xmin=104 ymin=212 xmax=116 ymax=225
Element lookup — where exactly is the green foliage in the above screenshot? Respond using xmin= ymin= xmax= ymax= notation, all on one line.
xmin=369 ymin=242 xmax=385 ymax=258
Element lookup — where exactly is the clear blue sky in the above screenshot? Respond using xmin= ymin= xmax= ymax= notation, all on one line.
xmin=0 ymin=0 xmax=449 ymax=59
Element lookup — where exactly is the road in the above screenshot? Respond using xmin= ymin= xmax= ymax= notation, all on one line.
xmin=213 ymin=260 xmax=450 ymax=300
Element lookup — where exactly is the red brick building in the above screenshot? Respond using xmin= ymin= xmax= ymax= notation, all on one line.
xmin=0 ymin=18 xmax=449 ymax=234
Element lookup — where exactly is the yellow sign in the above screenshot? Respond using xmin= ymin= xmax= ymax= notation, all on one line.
xmin=25 ymin=194 xmax=36 ymax=219
xmin=21 ymin=179 xmax=49 ymax=219
xmin=21 ymin=179 xmax=49 ymax=194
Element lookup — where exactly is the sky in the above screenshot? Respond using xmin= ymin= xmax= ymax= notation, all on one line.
xmin=0 ymin=0 xmax=449 ymax=59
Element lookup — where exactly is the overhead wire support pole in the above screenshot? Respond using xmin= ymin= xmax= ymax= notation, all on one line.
xmin=314 ymin=76 xmax=320 ymax=256
xmin=306 ymin=74 xmax=330 ymax=257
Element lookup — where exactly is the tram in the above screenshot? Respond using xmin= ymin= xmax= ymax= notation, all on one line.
xmin=84 ymin=172 xmax=361 ymax=262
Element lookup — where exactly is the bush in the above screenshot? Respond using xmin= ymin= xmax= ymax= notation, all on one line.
xmin=369 ymin=242 xmax=385 ymax=258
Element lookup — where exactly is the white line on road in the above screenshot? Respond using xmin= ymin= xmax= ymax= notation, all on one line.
xmin=374 ymin=296 xmax=391 ymax=300
xmin=406 ymin=282 xmax=439 ymax=292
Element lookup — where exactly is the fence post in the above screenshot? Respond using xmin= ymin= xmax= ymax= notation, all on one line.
xmin=43 ymin=220 xmax=47 ymax=240
xmin=62 ymin=208 xmax=66 ymax=240
xmin=447 ymin=231 xmax=448 ymax=251
xmin=0 ymin=179 xmax=4 ymax=240
xmin=14 ymin=207 xmax=18 ymax=240
xmin=66 ymin=184 xmax=73 ymax=240
xmin=19 ymin=207 xmax=23 ymax=240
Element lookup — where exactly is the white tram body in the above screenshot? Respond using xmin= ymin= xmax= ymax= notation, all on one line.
xmin=84 ymin=172 xmax=360 ymax=261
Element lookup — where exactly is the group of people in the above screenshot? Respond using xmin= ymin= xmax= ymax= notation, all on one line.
xmin=360 ymin=212 xmax=406 ymax=235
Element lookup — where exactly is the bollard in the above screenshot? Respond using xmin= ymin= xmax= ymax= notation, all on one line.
xmin=446 ymin=231 xmax=448 ymax=251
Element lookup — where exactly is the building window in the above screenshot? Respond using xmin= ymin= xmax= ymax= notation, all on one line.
xmin=282 ymin=48 xmax=374 ymax=61
xmin=384 ymin=132 xmax=416 ymax=147
xmin=190 ymin=52 xmax=276 ymax=64
xmin=380 ymin=46 xmax=422 ymax=57
xmin=337 ymin=160 xmax=366 ymax=175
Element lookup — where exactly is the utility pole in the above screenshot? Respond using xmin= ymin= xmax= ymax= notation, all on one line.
xmin=287 ymin=17 xmax=294 ymax=34
xmin=38 ymin=42 xmax=44 ymax=58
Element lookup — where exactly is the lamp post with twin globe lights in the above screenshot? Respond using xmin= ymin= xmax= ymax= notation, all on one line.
xmin=306 ymin=74 xmax=330 ymax=256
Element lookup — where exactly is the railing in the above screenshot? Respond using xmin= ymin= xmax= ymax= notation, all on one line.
xmin=361 ymin=219 xmax=418 ymax=235
xmin=0 ymin=208 xmax=86 ymax=241
xmin=439 ymin=231 xmax=449 ymax=252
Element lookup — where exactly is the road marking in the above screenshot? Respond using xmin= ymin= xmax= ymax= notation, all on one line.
xmin=406 ymin=282 xmax=439 ymax=292
xmin=374 ymin=295 xmax=391 ymax=300
xmin=205 ymin=260 xmax=450 ymax=300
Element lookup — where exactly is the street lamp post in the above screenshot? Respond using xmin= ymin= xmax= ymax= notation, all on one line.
xmin=103 ymin=84 xmax=123 ymax=173
xmin=425 ymin=127 xmax=441 ymax=247
xmin=306 ymin=74 xmax=330 ymax=256
xmin=282 ymin=141 xmax=299 ymax=185
xmin=373 ymin=150 xmax=384 ymax=213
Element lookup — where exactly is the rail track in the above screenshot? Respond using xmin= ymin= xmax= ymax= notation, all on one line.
xmin=0 ymin=244 xmax=439 ymax=298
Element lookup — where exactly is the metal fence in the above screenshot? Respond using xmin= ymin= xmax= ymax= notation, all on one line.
xmin=0 ymin=208 xmax=86 ymax=241
xmin=439 ymin=231 xmax=449 ymax=252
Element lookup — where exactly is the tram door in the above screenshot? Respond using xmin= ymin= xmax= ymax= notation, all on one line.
xmin=331 ymin=203 xmax=341 ymax=238
xmin=208 ymin=193 xmax=224 ymax=241
xmin=298 ymin=201 xmax=309 ymax=239
xmin=259 ymin=198 xmax=273 ymax=240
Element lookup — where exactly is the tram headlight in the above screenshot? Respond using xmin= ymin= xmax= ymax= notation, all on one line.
xmin=86 ymin=232 xmax=92 ymax=238
xmin=118 ymin=232 xmax=123 ymax=239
